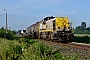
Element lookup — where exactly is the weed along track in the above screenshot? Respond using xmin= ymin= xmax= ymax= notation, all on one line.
xmin=36 ymin=39 xmax=90 ymax=59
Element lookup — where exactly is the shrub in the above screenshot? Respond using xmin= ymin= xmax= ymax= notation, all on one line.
xmin=73 ymin=36 xmax=90 ymax=43
xmin=0 ymin=30 xmax=15 ymax=40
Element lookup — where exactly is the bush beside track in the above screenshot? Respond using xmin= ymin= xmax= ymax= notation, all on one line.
xmin=73 ymin=34 xmax=90 ymax=44
xmin=0 ymin=28 xmax=15 ymax=40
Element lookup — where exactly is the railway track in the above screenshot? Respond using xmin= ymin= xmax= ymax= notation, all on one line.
xmin=58 ymin=42 xmax=90 ymax=51
xmin=38 ymin=39 xmax=90 ymax=51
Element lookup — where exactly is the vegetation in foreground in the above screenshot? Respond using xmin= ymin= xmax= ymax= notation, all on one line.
xmin=0 ymin=37 xmax=85 ymax=60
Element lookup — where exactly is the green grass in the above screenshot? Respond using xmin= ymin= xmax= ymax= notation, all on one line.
xmin=0 ymin=37 xmax=86 ymax=60
xmin=74 ymin=34 xmax=90 ymax=37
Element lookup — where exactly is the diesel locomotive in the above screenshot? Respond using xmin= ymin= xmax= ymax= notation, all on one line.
xmin=26 ymin=16 xmax=74 ymax=42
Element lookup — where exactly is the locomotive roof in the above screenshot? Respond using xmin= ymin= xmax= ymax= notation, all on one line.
xmin=43 ymin=16 xmax=55 ymax=21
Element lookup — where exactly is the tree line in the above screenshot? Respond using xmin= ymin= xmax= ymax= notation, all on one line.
xmin=74 ymin=22 xmax=90 ymax=34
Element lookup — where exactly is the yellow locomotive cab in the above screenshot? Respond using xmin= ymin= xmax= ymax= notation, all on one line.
xmin=56 ymin=17 xmax=69 ymax=29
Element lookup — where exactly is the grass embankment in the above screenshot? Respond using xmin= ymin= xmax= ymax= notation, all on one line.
xmin=74 ymin=34 xmax=90 ymax=37
xmin=73 ymin=34 xmax=90 ymax=43
xmin=0 ymin=37 xmax=82 ymax=60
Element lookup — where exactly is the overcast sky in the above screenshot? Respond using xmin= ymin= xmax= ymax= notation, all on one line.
xmin=0 ymin=0 xmax=90 ymax=30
